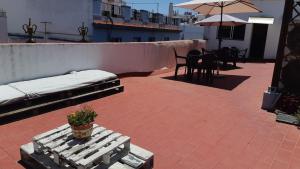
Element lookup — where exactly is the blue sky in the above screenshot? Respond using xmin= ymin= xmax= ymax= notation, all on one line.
xmin=125 ymin=0 xmax=193 ymax=14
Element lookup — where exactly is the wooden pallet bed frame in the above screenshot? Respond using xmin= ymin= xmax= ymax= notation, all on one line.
xmin=0 ymin=78 xmax=124 ymax=118
xmin=20 ymin=124 xmax=154 ymax=169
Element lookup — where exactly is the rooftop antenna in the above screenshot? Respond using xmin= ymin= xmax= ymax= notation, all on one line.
xmin=40 ymin=21 xmax=52 ymax=42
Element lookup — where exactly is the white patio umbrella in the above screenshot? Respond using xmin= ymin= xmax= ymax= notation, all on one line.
xmin=175 ymin=0 xmax=260 ymax=76
xmin=195 ymin=14 xmax=248 ymax=26
xmin=175 ymin=0 xmax=261 ymax=49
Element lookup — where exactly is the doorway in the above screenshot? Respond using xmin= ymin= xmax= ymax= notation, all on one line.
xmin=249 ymin=24 xmax=269 ymax=59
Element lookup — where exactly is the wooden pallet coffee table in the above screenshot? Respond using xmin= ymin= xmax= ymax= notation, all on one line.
xmin=20 ymin=124 xmax=154 ymax=169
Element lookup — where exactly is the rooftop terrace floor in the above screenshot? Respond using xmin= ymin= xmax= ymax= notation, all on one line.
xmin=0 ymin=63 xmax=300 ymax=169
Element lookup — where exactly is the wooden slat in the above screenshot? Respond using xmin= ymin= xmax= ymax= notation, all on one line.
xmin=53 ymin=129 xmax=111 ymax=154
xmin=60 ymin=130 xmax=114 ymax=158
xmin=107 ymin=162 xmax=134 ymax=169
xmin=44 ymin=132 xmax=73 ymax=150
xmin=68 ymin=133 xmax=122 ymax=163
xmin=38 ymin=124 xmax=98 ymax=145
xmin=129 ymin=144 xmax=154 ymax=161
xmin=69 ymin=86 xmax=122 ymax=100
xmin=33 ymin=124 xmax=70 ymax=141
xmin=77 ymin=136 xmax=130 ymax=169
xmin=44 ymin=125 xmax=105 ymax=151
xmin=38 ymin=128 xmax=72 ymax=145
xmin=121 ymin=154 xmax=144 ymax=168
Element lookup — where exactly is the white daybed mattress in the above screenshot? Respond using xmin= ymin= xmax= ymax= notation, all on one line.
xmin=0 ymin=85 xmax=26 ymax=106
xmin=9 ymin=70 xmax=117 ymax=98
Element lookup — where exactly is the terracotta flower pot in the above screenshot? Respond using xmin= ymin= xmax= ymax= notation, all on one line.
xmin=70 ymin=123 xmax=93 ymax=139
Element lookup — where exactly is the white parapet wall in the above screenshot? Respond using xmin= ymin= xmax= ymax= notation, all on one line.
xmin=0 ymin=40 xmax=206 ymax=84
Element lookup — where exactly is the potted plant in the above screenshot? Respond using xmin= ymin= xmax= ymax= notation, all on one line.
xmin=67 ymin=106 xmax=98 ymax=139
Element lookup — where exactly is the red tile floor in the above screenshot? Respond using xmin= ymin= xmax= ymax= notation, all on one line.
xmin=0 ymin=63 xmax=300 ymax=169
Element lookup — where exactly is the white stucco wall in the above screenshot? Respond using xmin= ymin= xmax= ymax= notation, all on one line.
xmin=0 ymin=0 xmax=93 ymax=40
xmin=204 ymin=0 xmax=285 ymax=59
xmin=0 ymin=40 xmax=206 ymax=84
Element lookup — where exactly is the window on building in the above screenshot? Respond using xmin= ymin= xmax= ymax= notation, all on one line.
xmin=133 ymin=37 xmax=141 ymax=42
xmin=148 ymin=37 xmax=156 ymax=42
xmin=217 ymin=26 xmax=232 ymax=39
xmin=111 ymin=5 xmax=121 ymax=17
xmin=217 ymin=25 xmax=246 ymax=40
xmin=232 ymin=25 xmax=246 ymax=40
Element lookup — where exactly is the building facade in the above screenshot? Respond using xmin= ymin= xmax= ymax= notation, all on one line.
xmin=0 ymin=0 xmax=181 ymax=42
xmin=92 ymin=1 xmax=181 ymax=42
xmin=178 ymin=12 xmax=205 ymax=40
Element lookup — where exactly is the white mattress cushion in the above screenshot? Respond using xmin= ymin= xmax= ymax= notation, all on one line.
xmin=0 ymin=85 xmax=26 ymax=105
xmin=9 ymin=70 xmax=117 ymax=98
xmin=71 ymin=70 xmax=117 ymax=83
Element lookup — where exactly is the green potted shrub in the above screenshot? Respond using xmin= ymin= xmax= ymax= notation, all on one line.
xmin=67 ymin=106 xmax=97 ymax=139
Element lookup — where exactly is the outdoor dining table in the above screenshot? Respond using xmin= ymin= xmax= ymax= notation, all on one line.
xmin=186 ymin=51 xmax=219 ymax=81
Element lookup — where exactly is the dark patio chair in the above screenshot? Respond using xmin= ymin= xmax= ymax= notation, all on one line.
xmin=173 ymin=48 xmax=187 ymax=79
xmin=230 ymin=47 xmax=239 ymax=67
xmin=238 ymin=48 xmax=248 ymax=63
xmin=200 ymin=53 xmax=218 ymax=84
xmin=201 ymin=48 xmax=206 ymax=54
xmin=218 ymin=47 xmax=231 ymax=67
xmin=187 ymin=49 xmax=202 ymax=80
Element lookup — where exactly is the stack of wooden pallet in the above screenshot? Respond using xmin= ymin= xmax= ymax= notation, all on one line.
xmin=20 ymin=124 xmax=154 ymax=169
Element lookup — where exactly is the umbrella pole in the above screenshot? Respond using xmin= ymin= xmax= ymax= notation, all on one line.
xmin=218 ymin=4 xmax=223 ymax=50
xmin=217 ymin=3 xmax=224 ymax=75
